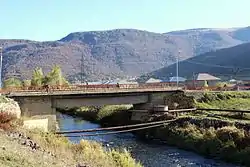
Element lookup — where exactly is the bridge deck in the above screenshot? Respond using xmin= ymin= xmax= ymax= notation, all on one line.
xmin=5 ymin=88 xmax=182 ymax=97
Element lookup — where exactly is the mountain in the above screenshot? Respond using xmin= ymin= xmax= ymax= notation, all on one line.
xmin=1 ymin=27 xmax=250 ymax=82
xmin=144 ymin=42 xmax=250 ymax=81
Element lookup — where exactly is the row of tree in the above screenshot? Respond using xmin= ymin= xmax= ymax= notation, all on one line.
xmin=3 ymin=65 xmax=69 ymax=89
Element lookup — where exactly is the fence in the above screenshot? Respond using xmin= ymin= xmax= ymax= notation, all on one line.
xmin=2 ymin=82 xmax=250 ymax=94
xmin=0 ymin=82 xmax=185 ymax=94
xmin=165 ymin=108 xmax=250 ymax=118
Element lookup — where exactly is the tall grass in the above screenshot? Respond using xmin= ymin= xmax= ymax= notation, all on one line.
xmin=142 ymin=120 xmax=250 ymax=166
xmin=25 ymin=130 xmax=142 ymax=167
xmin=97 ymin=105 xmax=132 ymax=121
xmin=58 ymin=105 xmax=133 ymax=126
xmin=195 ymin=92 xmax=250 ymax=121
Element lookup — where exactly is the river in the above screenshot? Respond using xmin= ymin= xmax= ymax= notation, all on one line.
xmin=57 ymin=114 xmax=240 ymax=167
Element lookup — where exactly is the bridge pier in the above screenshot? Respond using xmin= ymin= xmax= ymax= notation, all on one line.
xmin=131 ymin=94 xmax=153 ymax=121
xmin=14 ymin=96 xmax=57 ymax=132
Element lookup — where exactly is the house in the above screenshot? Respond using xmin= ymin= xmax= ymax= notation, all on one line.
xmin=87 ymin=81 xmax=103 ymax=85
xmin=117 ymin=80 xmax=139 ymax=88
xmin=169 ymin=76 xmax=186 ymax=82
xmin=186 ymin=73 xmax=221 ymax=88
xmin=105 ymin=79 xmax=139 ymax=88
xmin=145 ymin=78 xmax=162 ymax=84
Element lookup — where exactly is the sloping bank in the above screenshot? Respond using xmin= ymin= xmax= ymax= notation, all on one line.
xmin=59 ymin=92 xmax=250 ymax=167
xmin=0 ymin=96 xmax=142 ymax=167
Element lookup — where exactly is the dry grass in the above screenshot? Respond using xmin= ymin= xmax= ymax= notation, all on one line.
xmin=0 ymin=111 xmax=141 ymax=167
xmin=0 ymin=131 xmax=73 ymax=167
xmin=0 ymin=112 xmax=22 ymax=131
xmin=1 ymin=128 xmax=142 ymax=167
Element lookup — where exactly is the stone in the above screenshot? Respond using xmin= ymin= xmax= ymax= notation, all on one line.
xmin=23 ymin=118 xmax=49 ymax=132
xmin=0 ymin=97 xmax=21 ymax=118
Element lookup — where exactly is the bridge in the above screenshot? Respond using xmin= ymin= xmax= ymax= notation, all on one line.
xmin=6 ymin=87 xmax=182 ymax=131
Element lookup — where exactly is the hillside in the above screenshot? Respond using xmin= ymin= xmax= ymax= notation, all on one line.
xmin=145 ymin=42 xmax=250 ymax=81
xmin=1 ymin=27 xmax=250 ymax=81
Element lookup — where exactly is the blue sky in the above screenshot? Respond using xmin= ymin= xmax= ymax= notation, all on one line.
xmin=1 ymin=0 xmax=249 ymax=41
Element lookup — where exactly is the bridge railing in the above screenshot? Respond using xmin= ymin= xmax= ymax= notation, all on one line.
xmin=2 ymin=83 xmax=250 ymax=94
xmin=0 ymin=82 xmax=185 ymax=94
xmin=186 ymin=85 xmax=250 ymax=91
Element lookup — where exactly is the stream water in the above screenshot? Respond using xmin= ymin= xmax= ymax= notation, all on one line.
xmin=57 ymin=114 xmax=240 ymax=167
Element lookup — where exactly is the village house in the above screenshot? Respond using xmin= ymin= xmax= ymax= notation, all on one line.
xmin=145 ymin=78 xmax=162 ymax=83
xmin=186 ymin=73 xmax=221 ymax=88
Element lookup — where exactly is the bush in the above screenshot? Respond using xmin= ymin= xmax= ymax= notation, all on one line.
xmin=216 ymin=82 xmax=227 ymax=88
xmin=109 ymin=149 xmax=142 ymax=167
xmin=3 ymin=78 xmax=23 ymax=89
xmin=31 ymin=67 xmax=44 ymax=87
xmin=23 ymin=80 xmax=31 ymax=88
xmin=0 ymin=112 xmax=17 ymax=130
xmin=143 ymin=121 xmax=250 ymax=166
xmin=44 ymin=65 xmax=68 ymax=87
xmin=216 ymin=126 xmax=245 ymax=143
xmin=97 ymin=105 xmax=132 ymax=121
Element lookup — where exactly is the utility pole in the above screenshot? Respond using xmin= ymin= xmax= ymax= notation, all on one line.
xmin=176 ymin=49 xmax=181 ymax=88
xmin=0 ymin=47 xmax=3 ymax=89
xmin=232 ymin=67 xmax=240 ymax=80
xmin=80 ymin=52 xmax=84 ymax=84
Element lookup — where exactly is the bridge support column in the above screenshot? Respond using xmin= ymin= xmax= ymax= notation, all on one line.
xmin=131 ymin=94 xmax=154 ymax=121
xmin=15 ymin=96 xmax=57 ymax=132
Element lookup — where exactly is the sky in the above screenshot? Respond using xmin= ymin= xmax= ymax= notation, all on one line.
xmin=1 ymin=0 xmax=250 ymax=41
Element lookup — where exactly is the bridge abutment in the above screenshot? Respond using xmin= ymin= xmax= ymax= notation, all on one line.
xmin=14 ymin=96 xmax=57 ymax=132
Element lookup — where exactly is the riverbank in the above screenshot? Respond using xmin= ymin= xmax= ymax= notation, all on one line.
xmin=58 ymin=104 xmax=134 ymax=126
xmin=59 ymin=92 xmax=250 ymax=166
xmin=0 ymin=98 xmax=142 ymax=167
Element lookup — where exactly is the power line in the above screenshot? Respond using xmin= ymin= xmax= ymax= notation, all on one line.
xmin=185 ymin=59 xmax=250 ymax=70
xmin=56 ymin=119 xmax=177 ymax=134
xmin=63 ymin=123 xmax=168 ymax=137
xmin=80 ymin=51 xmax=84 ymax=84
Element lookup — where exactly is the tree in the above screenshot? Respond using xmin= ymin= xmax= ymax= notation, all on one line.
xmin=31 ymin=67 xmax=44 ymax=87
xmin=23 ymin=80 xmax=31 ymax=88
xmin=44 ymin=65 xmax=69 ymax=87
xmin=3 ymin=78 xmax=23 ymax=89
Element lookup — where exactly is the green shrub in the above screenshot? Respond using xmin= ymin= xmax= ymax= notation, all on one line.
xmin=109 ymin=149 xmax=142 ymax=167
xmin=216 ymin=126 xmax=245 ymax=143
xmin=31 ymin=67 xmax=44 ymax=87
xmin=97 ymin=105 xmax=132 ymax=121
xmin=3 ymin=78 xmax=23 ymax=88
xmin=23 ymin=80 xmax=31 ymax=87
xmin=145 ymin=122 xmax=250 ymax=166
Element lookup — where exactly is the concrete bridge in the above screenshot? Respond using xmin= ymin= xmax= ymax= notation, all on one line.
xmin=8 ymin=89 xmax=182 ymax=131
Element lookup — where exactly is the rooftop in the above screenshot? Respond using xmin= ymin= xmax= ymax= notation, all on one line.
xmin=196 ymin=73 xmax=221 ymax=81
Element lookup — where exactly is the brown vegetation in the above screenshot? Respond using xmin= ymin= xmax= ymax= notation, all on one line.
xmin=2 ymin=27 xmax=250 ymax=81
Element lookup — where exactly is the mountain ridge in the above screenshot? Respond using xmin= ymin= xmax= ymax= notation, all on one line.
xmin=1 ymin=26 xmax=250 ymax=82
xmin=145 ymin=42 xmax=250 ymax=81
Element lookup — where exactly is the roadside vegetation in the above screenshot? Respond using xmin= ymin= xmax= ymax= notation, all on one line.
xmin=141 ymin=120 xmax=250 ymax=166
xmin=3 ymin=65 xmax=69 ymax=89
xmin=194 ymin=92 xmax=250 ymax=121
xmin=144 ymin=91 xmax=250 ymax=166
xmin=0 ymin=103 xmax=142 ymax=167
xmin=58 ymin=104 xmax=133 ymax=126
xmin=56 ymin=91 xmax=250 ymax=166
